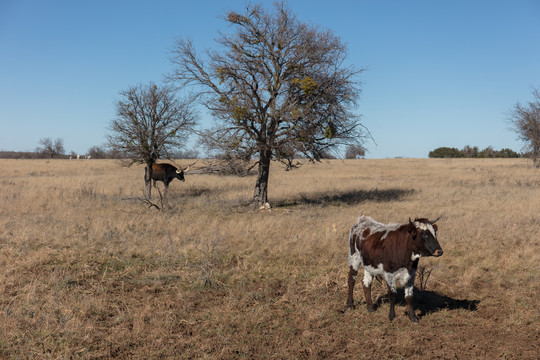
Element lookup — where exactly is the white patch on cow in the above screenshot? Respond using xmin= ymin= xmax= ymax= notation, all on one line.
xmin=405 ymin=267 xmax=416 ymax=298
xmin=380 ymin=223 xmax=401 ymax=240
xmin=395 ymin=268 xmax=411 ymax=288
xmin=354 ymin=215 xmax=386 ymax=234
xmin=384 ymin=272 xmax=396 ymax=293
xmin=363 ymin=263 xmax=385 ymax=277
xmin=348 ymin=251 xmax=362 ymax=272
xmin=415 ymin=221 xmax=437 ymax=238
xmin=353 ymin=215 xmax=401 ymax=241
xmin=405 ymin=285 xmax=414 ymax=298
xmin=371 ymin=267 xmax=411 ymax=294
xmin=411 ymin=253 xmax=421 ymax=261
xmin=362 ymin=268 xmax=376 ymax=287
xmin=362 ymin=263 xmax=384 ymax=287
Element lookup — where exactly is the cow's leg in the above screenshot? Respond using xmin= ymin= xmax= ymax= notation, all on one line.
xmin=347 ymin=266 xmax=358 ymax=309
xmin=385 ymin=274 xmax=397 ymax=321
xmin=163 ymin=182 xmax=169 ymax=197
xmin=405 ymin=269 xmax=418 ymax=323
xmin=362 ymin=271 xmax=375 ymax=313
xmin=405 ymin=294 xmax=418 ymax=323
xmin=387 ymin=284 xmax=396 ymax=321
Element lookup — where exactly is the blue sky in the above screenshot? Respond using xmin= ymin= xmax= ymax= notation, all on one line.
xmin=1 ymin=0 xmax=539 ymax=158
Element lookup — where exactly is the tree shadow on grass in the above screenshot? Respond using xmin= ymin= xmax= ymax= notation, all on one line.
xmin=373 ymin=287 xmax=479 ymax=318
xmin=276 ymin=188 xmax=415 ymax=207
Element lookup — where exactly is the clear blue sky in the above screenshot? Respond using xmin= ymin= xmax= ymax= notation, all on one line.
xmin=1 ymin=0 xmax=539 ymax=158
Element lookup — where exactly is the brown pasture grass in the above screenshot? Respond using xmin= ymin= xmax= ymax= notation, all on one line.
xmin=0 ymin=158 xmax=538 ymax=359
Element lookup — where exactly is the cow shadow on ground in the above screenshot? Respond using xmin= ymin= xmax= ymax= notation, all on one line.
xmin=373 ymin=287 xmax=480 ymax=318
xmin=275 ymin=188 xmax=415 ymax=207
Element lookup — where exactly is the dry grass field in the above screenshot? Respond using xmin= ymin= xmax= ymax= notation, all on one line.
xmin=0 ymin=158 xmax=538 ymax=359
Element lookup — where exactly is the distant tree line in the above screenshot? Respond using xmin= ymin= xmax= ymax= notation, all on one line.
xmin=0 ymin=140 xmax=200 ymax=160
xmin=428 ymin=146 xmax=521 ymax=159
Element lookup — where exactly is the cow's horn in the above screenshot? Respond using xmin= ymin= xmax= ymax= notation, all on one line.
xmin=184 ymin=159 xmax=199 ymax=173
xmin=176 ymin=168 xmax=182 ymax=174
xmin=430 ymin=217 xmax=441 ymax=224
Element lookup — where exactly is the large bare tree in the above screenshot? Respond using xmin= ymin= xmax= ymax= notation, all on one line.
xmin=169 ymin=2 xmax=367 ymax=206
xmin=508 ymin=88 xmax=540 ymax=168
xmin=107 ymin=82 xmax=197 ymax=197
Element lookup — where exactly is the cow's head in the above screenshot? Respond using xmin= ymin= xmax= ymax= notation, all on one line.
xmin=408 ymin=217 xmax=443 ymax=257
xmin=175 ymin=163 xmax=193 ymax=182
xmin=175 ymin=167 xmax=185 ymax=182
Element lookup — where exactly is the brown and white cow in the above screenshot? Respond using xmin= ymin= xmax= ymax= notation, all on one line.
xmin=347 ymin=215 xmax=443 ymax=323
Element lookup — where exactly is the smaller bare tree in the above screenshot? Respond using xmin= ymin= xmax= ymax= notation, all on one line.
xmin=107 ymin=82 xmax=197 ymax=198
xmin=508 ymin=88 xmax=540 ymax=168
xmin=36 ymin=137 xmax=64 ymax=158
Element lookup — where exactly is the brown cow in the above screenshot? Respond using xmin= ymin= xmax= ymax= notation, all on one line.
xmin=145 ymin=163 xmax=189 ymax=195
xmin=347 ymin=215 xmax=443 ymax=323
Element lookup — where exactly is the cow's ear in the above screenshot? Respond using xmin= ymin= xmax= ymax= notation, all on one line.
xmin=432 ymin=224 xmax=438 ymax=232
xmin=408 ymin=221 xmax=417 ymax=239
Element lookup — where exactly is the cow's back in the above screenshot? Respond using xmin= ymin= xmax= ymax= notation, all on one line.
xmin=350 ymin=215 xmax=386 ymax=239
xmin=151 ymin=163 xmax=175 ymax=181
xmin=348 ymin=215 xmax=403 ymax=270
xmin=349 ymin=215 xmax=395 ymax=248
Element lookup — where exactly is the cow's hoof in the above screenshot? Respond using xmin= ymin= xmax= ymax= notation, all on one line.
xmin=346 ymin=303 xmax=355 ymax=310
xmin=409 ymin=313 xmax=419 ymax=323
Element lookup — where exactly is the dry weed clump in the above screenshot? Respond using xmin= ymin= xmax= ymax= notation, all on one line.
xmin=0 ymin=158 xmax=538 ymax=359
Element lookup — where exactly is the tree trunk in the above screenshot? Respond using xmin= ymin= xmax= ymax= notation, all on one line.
xmin=144 ymin=162 xmax=153 ymax=199
xmin=253 ymin=149 xmax=272 ymax=206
